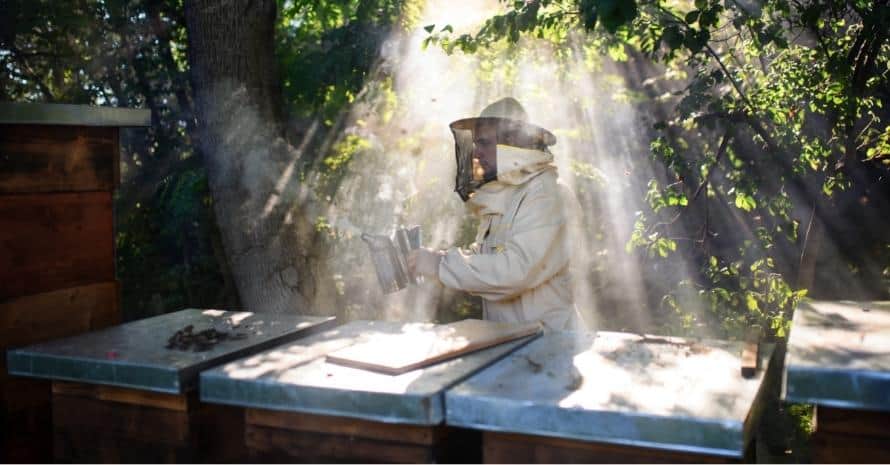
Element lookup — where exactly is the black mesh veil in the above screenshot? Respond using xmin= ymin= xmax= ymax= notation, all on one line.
xmin=451 ymin=126 xmax=477 ymax=202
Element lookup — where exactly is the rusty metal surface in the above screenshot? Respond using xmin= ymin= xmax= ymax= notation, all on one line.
xmin=783 ymin=300 xmax=890 ymax=411
xmin=6 ymin=309 xmax=335 ymax=393
xmin=446 ymin=331 xmax=775 ymax=458
xmin=200 ymin=320 xmax=538 ymax=425
xmin=0 ymin=102 xmax=151 ymax=126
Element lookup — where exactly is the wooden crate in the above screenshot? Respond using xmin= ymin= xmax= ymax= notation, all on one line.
xmin=1 ymin=282 xmax=120 ymax=462
xmin=482 ymin=431 xmax=741 ymax=464
xmin=52 ymin=381 xmax=246 ymax=463
xmin=1 ymin=108 xmax=148 ymax=462
xmin=810 ymin=405 xmax=890 ymax=463
xmin=244 ymin=408 xmax=480 ymax=464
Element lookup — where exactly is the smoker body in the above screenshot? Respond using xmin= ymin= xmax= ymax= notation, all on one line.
xmin=362 ymin=225 xmax=422 ymax=294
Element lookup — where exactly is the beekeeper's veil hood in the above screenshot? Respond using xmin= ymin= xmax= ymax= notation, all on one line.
xmin=449 ymin=97 xmax=557 ymax=202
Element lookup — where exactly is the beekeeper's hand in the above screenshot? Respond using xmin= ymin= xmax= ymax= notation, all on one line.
xmin=408 ymin=248 xmax=445 ymax=281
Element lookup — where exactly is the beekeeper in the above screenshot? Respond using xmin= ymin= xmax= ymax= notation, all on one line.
xmin=408 ymin=97 xmax=585 ymax=331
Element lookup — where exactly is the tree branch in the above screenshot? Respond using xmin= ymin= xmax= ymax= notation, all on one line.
xmin=647 ymin=128 xmax=733 ymax=236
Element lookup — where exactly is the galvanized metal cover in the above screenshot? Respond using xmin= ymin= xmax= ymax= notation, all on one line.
xmin=0 ymin=102 xmax=151 ymax=127
xmin=200 ymin=320 xmax=537 ymax=425
xmin=6 ymin=309 xmax=335 ymax=393
xmin=446 ymin=331 xmax=775 ymax=458
xmin=783 ymin=300 xmax=890 ymax=411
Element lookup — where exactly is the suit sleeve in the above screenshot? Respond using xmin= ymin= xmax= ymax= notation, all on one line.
xmin=438 ymin=183 xmax=569 ymax=302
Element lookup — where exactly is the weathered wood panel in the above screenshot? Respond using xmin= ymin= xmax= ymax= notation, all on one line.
xmin=2 ymin=356 xmax=51 ymax=463
xmin=0 ymin=192 xmax=114 ymax=299
xmin=0 ymin=281 xmax=119 ymax=349
xmin=814 ymin=405 xmax=890 ymax=439
xmin=243 ymin=408 xmax=479 ymax=464
xmin=51 ymin=381 xmax=247 ymax=463
xmin=246 ymin=424 xmax=436 ymax=464
xmin=2 ymin=405 xmax=52 ymax=464
xmin=53 ymin=394 xmax=193 ymax=445
xmin=482 ymin=432 xmax=736 ymax=464
xmin=246 ymin=408 xmax=442 ymax=446
xmin=0 ymin=125 xmax=118 ymax=193
xmin=810 ymin=430 xmax=890 ymax=464
xmin=52 ymin=380 xmax=189 ymax=411
xmin=193 ymin=402 xmax=247 ymax=464
xmin=810 ymin=405 xmax=890 ymax=463
xmin=54 ymin=429 xmax=196 ymax=464
xmin=1 ymin=282 xmax=119 ymax=463
xmin=1 ymin=372 xmax=50 ymax=414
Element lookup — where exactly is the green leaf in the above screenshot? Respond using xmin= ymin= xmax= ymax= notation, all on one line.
xmin=746 ymin=293 xmax=759 ymax=312
xmin=653 ymin=237 xmax=677 ymax=257
xmin=424 ymin=24 xmax=435 ymax=33
xmin=735 ymin=193 xmax=757 ymax=211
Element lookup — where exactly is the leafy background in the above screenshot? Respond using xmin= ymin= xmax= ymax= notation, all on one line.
xmin=2 ymin=0 xmax=888 ymax=459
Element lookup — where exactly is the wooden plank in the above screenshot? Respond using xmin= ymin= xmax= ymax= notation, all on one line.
xmin=54 ymin=429 xmax=195 ymax=464
xmin=0 ymin=192 xmax=114 ymax=299
xmin=740 ymin=327 xmax=760 ymax=378
xmin=194 ymin=403 xmax=248 ymax=463
xmin=482 ymin=432 xmax=734 ymax=464
xmin=3 ymin=426 xmax=53 ymax=464
xmin=53 ymin=393 xmax=192 ymax=445
xmin=52 ymin=381 xmax=191 ymax=411
xmin=0 ymin=281 xmax=119 ymax=349
xmin=810 ymin=430 xmax=890 ymax=463
xmin=1 ymin=356 xmax=53 ymax=464
xmin=51 ymin=384 xmax=244 ymax=463
xmin=2 ymin=385 xmax=51 ymax=428
xmin=98 ymin=385 xmax=189 ymax=411
xmin=113 ymin=126 xmax=120 ymax=187
xmin=245 ymin=424 xmax=435 ymax=464
xmin=814 ymin=405 xmax=890 ymax=439
xmin=246 ymin=408 xmax=441 ymax=446
xmin=0 ymin=124 xmax=117 ymax=193
xmin=2 ymin=376 xmax=51 ymax=413
xmin=326 ymin=319 xmax=542 ymax=374
xmin=2 ymin=390 xmax=53 ymax=463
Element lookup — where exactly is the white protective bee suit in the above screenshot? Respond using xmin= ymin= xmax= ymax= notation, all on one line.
xmin=437 ymin=144 xmax=585 ymax=331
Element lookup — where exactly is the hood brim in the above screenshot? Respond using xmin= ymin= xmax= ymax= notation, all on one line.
xmin=449 ymin=117 xmax=557 ymax=147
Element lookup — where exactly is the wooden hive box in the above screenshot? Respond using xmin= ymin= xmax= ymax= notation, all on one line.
xmin=446 ymin=331 xmax=777 ymax=463
xmin=783 ymin=300 xmax=890 ymax=463
xmin=0 ymin=102 xmax=150 ymax=462
xmin=200 ymin=319 xmax=540 ymax=463
xmin=7 ymin=308 xmax=336 ymax=463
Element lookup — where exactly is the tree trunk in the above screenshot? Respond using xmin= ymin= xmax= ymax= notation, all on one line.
xmin=183 ymin=0 xmax=320 ymax=314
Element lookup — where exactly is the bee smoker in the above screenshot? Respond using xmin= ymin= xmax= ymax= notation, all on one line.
xmin=361 ymin=225 xmax=422 ymax=294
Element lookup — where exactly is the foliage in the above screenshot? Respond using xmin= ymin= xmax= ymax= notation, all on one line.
xmin=116 ymin=166 xmax=236 ymax=319
xmin=5 ymin=0 xmax=888 ymax=336
xmin=1 ymin=0 xmax=236 ymax=319
xmin=425 ymin=0 xmax=890 ymax=339
xmin=276 ymin=0 xmax=422 ymax=124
